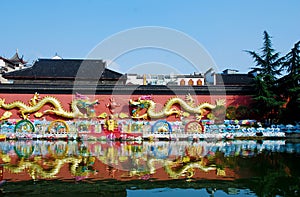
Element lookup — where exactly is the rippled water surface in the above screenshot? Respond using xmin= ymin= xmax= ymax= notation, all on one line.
xmin=0 ymin=139 xmax=299 ymax=196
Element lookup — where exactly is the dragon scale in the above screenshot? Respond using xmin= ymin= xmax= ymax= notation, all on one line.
xmin=140 ymin=97 xmax=216 ymax=119
xmin=0 ymin=95 xmax=85 ymax=119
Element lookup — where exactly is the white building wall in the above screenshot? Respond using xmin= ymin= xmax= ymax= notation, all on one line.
xmin=0 ymin=59 xmax=5 ymax=67
xmin=126 ymin=75 xmax=144 ymax=85
xmin=126 ymin=74 xmax=205 ymax=86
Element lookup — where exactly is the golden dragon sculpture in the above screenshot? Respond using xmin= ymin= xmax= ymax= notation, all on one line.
xmin=129 ymin=94 xmax=222 ymax=119
xmin=0 ymin=93 xmax=99 ymax=119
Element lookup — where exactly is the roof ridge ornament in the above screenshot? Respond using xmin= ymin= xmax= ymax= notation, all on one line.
xmin=52 ymin=53 xmax=62 ymax=60
xmin=9 ymin=49 xmax=27 ymax=64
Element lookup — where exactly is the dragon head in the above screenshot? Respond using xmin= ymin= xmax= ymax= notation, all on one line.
xmin=137 ymin=98 xmax=152 ymax=107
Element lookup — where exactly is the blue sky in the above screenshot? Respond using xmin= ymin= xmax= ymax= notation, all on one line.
xmin=1 ymin=0 xmax=300 ymax=74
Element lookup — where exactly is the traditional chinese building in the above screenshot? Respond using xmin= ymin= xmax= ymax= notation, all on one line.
xmin=0 ymin=51 xmax=27 ymax=83
xmin=0 ymin=54 xmax=254 ymax=124
xmin=3 ymin=58 xmax=126 ymax=85
xmin=204 ymin=68 xmax=254 ymax=85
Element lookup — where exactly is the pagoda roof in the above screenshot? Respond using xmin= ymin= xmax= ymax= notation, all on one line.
xmin=9 ymin=52 xmax=27 ymax=64
xmin=3 ymin=58 xmax=124 ymax=80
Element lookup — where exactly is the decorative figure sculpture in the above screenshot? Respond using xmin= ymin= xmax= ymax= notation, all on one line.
xmin=106 ymin=97 xmax=120 ymax=114
xmin=104 ymin=115 xmax=118 ymax=132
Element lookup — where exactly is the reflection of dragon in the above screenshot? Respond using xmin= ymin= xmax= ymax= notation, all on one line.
xmin=4 ymin=157 xmax=82 ymax=180
xmin=1 ymin=144 xmax=96 ymax=180
xmin=164 ymin=159 xmax=217 ymax=179
xmin=0 ymin=93 xmax=99 ymax=119
xmin=129 ymin=95 xmax=218 ymax=119
xmin=146 ymin=158 xmax=217 ymax=179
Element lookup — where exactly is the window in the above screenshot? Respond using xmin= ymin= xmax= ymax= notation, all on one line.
xmin=188 ymin=79 xmax=194 ymax=86
xmin=197 ymin=79 xmax=203 ymax=86
xmin=180 ymin=79 xmax=185 ymax=86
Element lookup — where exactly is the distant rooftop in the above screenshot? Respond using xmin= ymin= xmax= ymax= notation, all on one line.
xmin=0 ymin=51 xmax=27 ymax=65
xmin=51 ymin=53 xmax=63 ymax=60
xmin=215 ymin=73 xmax=254 ymax=85
xmin=3 ymin=58 xmax=123 ymax=80
xmin=222 ymin=69 xmax=239 ymax=74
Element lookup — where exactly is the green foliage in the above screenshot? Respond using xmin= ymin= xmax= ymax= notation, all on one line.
xmin=226 ymin=105 xmax=251 ymax=120
xmin=246 ymin=31 xmax=300 ymax=123
xmin=278 ymin=41 xmax=300 ymax=123
xmin=236 ymin=105 xmax=249 ymax=120
xmin=245 ymin=31 xmax=284 ymax=83
xmin=226 ymin=106 xmax=236 ymax=119
xmin=249 ymin=71 xmax=284 ymax=122
xmin=282 ymin=41 xmax=300 ymax=81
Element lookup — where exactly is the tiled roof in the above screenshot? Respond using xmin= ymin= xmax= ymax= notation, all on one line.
xmin=0 ymin=56 xmax=20 ymax=70
xmin=9 ymin=52 xmax=27 ymax=64
xmin=215 ymin=74 xmax=254 ymax=85
xmin=3 ymin=59 xmax=124 ymax=80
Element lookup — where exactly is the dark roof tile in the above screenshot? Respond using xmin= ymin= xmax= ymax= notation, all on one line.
xmin=215 ymin=74 xmax=254 ymax=85
xmin=3 ymin=59 xmax=124 ymax=80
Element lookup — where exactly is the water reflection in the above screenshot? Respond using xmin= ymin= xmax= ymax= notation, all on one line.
xmin=0 ymin=140 xmax=299 ymax=196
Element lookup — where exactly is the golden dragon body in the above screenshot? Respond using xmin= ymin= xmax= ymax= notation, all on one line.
xmin=0 ymin=93 xmax=98 ymax=119
xmin=130 ymin=95 xmax=217 ymax=119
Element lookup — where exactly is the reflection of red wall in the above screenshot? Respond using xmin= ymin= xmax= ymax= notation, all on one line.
xmin=1 ymin=155 xmax=240 ymax=182
xmin=0 ymin=93 xmax=252 ymax=120
xmin=0 ymin=166 xmax=2 ymax=181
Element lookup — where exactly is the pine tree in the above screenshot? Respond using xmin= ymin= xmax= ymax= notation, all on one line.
xmin=281 ymin=41 xmax=300 ymax=88
xmin=279 ymin=41 xmax=300 ymax=123
xmin=245 ymin=31 xmax=285 ymax=124
xmin=245 ymin=31 xmax=284 ymax=82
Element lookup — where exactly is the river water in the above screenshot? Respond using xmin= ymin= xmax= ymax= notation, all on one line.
xmin=0 ymin=139 xmax=299 ymax=196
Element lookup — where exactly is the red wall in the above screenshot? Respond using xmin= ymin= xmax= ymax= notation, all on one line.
xmin=0 ymin=93 xmax=252 ymax=120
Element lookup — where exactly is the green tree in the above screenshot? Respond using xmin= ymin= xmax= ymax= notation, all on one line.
xmin=279 ymin=41 xmax=300 ymax=123
xmin=283 ymin=41 xmax=300 ymax=79
xmin=250 ymin=76 xmax=284 ymax=122
xmin=245 ymin=31 xmax=285 ymax=123
xmin=245 ymin=31 xmax=284 ymax=83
